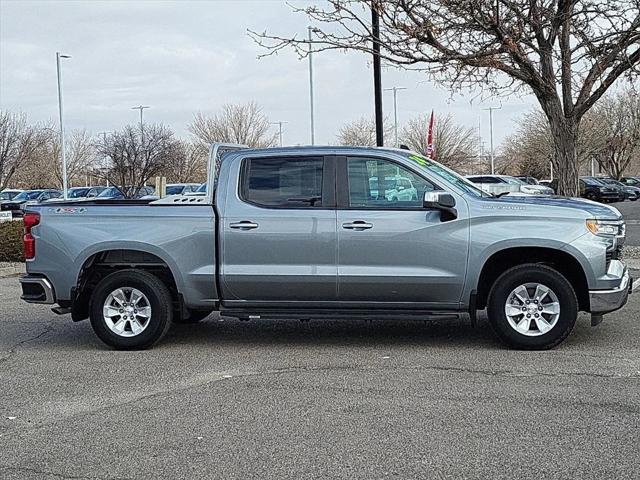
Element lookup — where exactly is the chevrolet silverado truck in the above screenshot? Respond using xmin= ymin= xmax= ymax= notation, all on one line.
xmin=19 ymin=144 xmax=632 ymax=350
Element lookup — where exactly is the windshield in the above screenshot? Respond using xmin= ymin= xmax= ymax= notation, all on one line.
xmin=165 ymin=185 xmax=184 ymax=195
xmin=1 ymin=191 xmax=19 ymax=201
xmin=13 ymin=191 xmax=42 ymax=201
xmin=583 ymin=177 xmax=604 ymax=186
xmin=402 ymin=152 xmax=488 ymax=197
xmin=504 ymin=177 xmax=523 ymax=185
xmin=69 ymin=188 xmax=89 ymax=198
xmin=97 ymin=187 xmax=120 ymax=198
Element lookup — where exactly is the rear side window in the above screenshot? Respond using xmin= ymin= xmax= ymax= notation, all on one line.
xmin=241 ymin=157 xmax=324 ymax=207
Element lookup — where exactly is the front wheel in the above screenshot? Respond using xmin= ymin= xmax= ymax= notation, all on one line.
xmin=89 ymin=269 xmax=173 ymax=350
xmin=487 ymin=264 xmax=578 ymax=350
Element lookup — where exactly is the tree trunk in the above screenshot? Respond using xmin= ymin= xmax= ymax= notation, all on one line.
xmin=548 ymin=115 xmax=580 ymax=197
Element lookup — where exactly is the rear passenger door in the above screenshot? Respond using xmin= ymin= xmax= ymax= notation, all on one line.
xmin=220 ymin=155 xmax=337 ymax=306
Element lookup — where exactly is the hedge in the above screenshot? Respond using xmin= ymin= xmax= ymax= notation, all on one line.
xmin=0 ymin=221 xmax=24 ymax=263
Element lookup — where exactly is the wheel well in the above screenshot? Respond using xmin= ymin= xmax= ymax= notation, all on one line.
xmin=476 ymin=247 xmax=589 ymax=311
xmin=72 ymin=249 xmax=180 ymax=321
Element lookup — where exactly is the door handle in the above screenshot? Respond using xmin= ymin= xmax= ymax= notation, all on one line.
xmin=229 ymin=221 xmax=259 ymax=230
xmin=342 ymin=221 xmax=373 ymax=230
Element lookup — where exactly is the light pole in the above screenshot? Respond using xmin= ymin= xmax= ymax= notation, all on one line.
xmin=308 ymin=27 xmax=319 ymax=145
xmin=56 ymin=52 xmax=71 ymax=199
xmin=483 ymin=106 xmax=501 ymax=174
xmin=131 ymin=105 xmax=150 ymax=141
xmin=270 ymin=121 xmax=288 ymax=147
xmin=384 ymin=86 xmax=407 ymax=147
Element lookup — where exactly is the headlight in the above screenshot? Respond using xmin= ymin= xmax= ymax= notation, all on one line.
xmin=586 ymin=219 xmax=625 ymax=237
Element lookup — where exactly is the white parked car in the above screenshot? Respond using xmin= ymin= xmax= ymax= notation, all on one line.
xmin=466 ymin=175 xmax=553 ymax=196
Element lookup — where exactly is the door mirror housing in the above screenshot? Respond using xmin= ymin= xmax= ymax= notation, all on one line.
xmin=423 ymin=191 xmax=457 ymax=221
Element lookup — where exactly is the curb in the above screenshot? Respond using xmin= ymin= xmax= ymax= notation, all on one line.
xmin=0 ymin=263 xmax=25 ymax=278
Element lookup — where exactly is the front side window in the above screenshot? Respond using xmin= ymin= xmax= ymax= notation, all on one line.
xmin=242 ymin=157 xmax=324 ymax=207
xmin=347 ymin=157 xmax=435 ymax=208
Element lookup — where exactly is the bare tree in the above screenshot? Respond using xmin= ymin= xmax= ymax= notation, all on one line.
xmin=252 ymin=1 xmax=640 ymax=196
xmin=592 ymin=89 xmax=640 ymax=179
xmin=42 ymin=127 xmax=97 ymax=188
xmin=96 ymin=124 xmax=175 ymax=198
xmin=400 ymin=113 xmax=476 ymax=171
xmin=0 ymin=111 xmax=41 ymax=191
xmin=336 ymin=116 xmax=392 ymax=146
xmin=159 ymin=140 xmax=207 ymax=183
xmin=189 ymin=102 xmax=277 ymax=150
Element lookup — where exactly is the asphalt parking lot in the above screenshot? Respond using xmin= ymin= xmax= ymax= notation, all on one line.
xmin=616 ymin=201 xmax=640 ymax=246
xmin=1 ymin=274 xmax=639 ymax=480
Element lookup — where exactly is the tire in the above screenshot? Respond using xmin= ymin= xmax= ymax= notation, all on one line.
xmin=487 ymin=264 xmax=578 ymax=350
xmin=89 ymin=269 xmax=173 ymax=350
xmin=173 ymin=309 xmax=213 ymax=324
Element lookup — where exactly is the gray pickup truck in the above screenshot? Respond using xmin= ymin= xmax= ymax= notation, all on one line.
xmin=19 ymin=144 xmax=632 ymax=350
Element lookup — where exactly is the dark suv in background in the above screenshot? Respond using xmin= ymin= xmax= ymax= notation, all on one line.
xmin=579 ymin=177 xmax=623 ymax=202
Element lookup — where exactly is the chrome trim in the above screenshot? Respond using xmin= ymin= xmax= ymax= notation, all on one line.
xmin=19 ymin=276 xmax=55 ymax=304
xmin=589 ymin=269 xmax=631 ymax=314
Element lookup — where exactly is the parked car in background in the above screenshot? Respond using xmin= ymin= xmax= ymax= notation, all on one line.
xmin=187 ymin=183 xmax=207 ymax=196
xmin=96 ymin=186 xmax=155 ymax=200
xmin=67 ymin=186 xmax=108 ymax=199
xmin=598 ymin=178 xmax=639 ymax=201
xmin=369 ymin=176 xmax=418 ymax=201
xmin=582 ymin=177 xmax=625 ymax=202
xmin=0 ymin=189 xmax=24 ymax=203
xmin=621 ymin=177 xmax=640 ymax=187
xmin=0 ymin=189 xmax=62 ymax=217
xmin=466 ymin=175 xmax=551 ymax=196
xmin=515 ymin=176 xmax=556 ymax=194
xmin=140 ymin=183 xmax=200 ymax=200
xmin=578 ymin=177 xmax=622 ymax=203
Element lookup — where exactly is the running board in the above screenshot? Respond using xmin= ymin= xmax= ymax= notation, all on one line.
xmin=220 ymin=308 xmax=462 ymax=322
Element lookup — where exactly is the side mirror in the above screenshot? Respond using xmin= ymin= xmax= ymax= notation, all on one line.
xmin=423 ymin=191 xmax=457 ymax=221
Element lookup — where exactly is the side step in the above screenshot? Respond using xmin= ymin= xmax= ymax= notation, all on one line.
xmin=221 ymin=308 xmax=462 ymax=322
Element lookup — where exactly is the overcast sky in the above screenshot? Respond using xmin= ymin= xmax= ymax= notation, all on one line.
xmin=0 ymin=0 xmax=538 ymax=148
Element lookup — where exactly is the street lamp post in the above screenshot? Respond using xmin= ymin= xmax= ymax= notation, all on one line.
xmin=483 ymin=106 xmax=501 ymax=174
xmin=270 ymin=121 xmax=288 ymax=147
xmin=131 ymin=105 xmax=150 ymax=141
xmin=56 ymin=52 xmax=71 ymax=199
xmin=384 ymin=86 xmax=407 ymax=147
xmin=308 ymin=26 xmax=317 ymax=145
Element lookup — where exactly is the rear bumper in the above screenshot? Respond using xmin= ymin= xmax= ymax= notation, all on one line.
xmin=19 ymin=275 xmax=55 ymax=304
xmin=589 ymin=269 xmax=632 ymax=314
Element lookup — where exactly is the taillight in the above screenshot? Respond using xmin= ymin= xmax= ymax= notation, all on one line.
xmin=23 ymin=212 xmax=40 ymax=260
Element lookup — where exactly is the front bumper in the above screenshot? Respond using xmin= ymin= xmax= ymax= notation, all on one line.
xmin=590 ymin=269 xmax=632 ymax=314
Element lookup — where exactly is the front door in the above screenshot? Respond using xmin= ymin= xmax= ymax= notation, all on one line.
xmin=337 ymin=155 xmax=469 ymax=307
xmin=220 ymin=155 xmax=337 ymax=306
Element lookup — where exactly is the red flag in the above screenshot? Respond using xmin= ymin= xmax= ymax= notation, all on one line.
xmin=426 ymin=110 xmax=435 ymax=159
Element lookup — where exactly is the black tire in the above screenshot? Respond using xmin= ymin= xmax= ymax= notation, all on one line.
xmin=173 ymin=309 xmax=213 ymax=324
xmin=89 ymin=269 xmax=173 ymax=350
xmin=487 ymin=264 xmax=578 ymax=350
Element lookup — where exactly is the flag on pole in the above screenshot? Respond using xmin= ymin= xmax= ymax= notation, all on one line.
xmin=426 ymin=110 xmax=435 ymax=159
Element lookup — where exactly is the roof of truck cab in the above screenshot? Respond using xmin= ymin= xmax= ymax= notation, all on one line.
xmin=225 ymin=145 xmax=410 ymax=157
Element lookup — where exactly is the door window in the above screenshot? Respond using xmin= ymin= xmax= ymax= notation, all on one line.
xmin=347 ymin=157 xmax=435 ymax=208
xmin=242 ymin=157 xmax=324 ymax=207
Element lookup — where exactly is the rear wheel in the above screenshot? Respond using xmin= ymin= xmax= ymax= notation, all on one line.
xmin=90 ymin=269 xmax=172 ymax=350
xmin=487 ymin=264 xmax=578 ymax=350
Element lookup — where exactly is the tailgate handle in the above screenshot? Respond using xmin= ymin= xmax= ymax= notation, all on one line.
xmin=229 ymin=221 xmax=259 ymax=230
xmin=342 ymin=221 xmax=373 ymax=230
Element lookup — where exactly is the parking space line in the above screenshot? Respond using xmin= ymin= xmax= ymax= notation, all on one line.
xmin=634 ymin=278 xmax=640 ymax=292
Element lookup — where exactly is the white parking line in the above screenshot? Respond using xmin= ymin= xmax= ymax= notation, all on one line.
xmin=634 ymin=278 xmax=640 ymax=292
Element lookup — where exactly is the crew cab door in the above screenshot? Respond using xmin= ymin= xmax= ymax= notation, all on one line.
xmin=219 ymin=155 xmax=337 ymax=305
xmin=336 ymin=155 xmax=469 ymax=307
